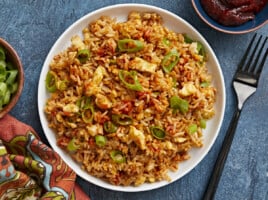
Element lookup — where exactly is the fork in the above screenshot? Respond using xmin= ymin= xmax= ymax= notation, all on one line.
xmin=203 ymin=34 xmax=268 ymax=200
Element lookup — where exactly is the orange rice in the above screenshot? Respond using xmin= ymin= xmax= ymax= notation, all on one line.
xmin=44 ymin=11 xmax=216 ymax=186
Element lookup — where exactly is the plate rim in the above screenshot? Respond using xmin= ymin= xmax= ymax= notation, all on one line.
xmin=37 ymin=3 xmax=226 ymax=192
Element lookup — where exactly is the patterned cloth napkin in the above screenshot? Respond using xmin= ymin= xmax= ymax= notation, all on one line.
xmin=0 ymin=114 xmax=90 ymax=200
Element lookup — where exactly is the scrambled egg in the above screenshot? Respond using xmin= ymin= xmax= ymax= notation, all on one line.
xmin=129 ymin=126 xmax=146 ymax=150
xmin=131 ymin=57 xmax=157 ymax=73
xmin=179 ymin=82 xmax=197 ymax=96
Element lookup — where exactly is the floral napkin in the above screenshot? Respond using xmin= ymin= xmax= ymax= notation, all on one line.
xmin=0 ymin=114 xmax=90 ymax=200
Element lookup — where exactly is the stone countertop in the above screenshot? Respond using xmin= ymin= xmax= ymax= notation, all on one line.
xmin=1 ymin=0 xmax=267 ymax=199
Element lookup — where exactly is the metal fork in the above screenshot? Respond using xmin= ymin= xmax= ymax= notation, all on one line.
xmin=203 ymin=34 xmax=268 ymax=200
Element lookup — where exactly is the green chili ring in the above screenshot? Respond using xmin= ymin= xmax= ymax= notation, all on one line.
xmin=45 ymin=71 xmax=57 ymax=93
xmin=150 ymin=126 xmax=166 ymax=140
xmin=95 ymin=135 xmax=107 ymax=147
xmin=104 ymin=121 xmax=118 ymax=133
xmin=67 ymin=138 xmax=80 ymax=152
xmin=111 ymin=114 xmax=133 ymax=126
xmin=161 ymin=49 xmax=180 ymax=73
xmin=110 ymin=150 xmax=126 ymax=163
xmin=77 ymin=49 xmax=90 ymax=63
xmin=81 ymin=106 xmax=94 ymax=123
xmin=118 ymin=70 xmax=143 ymax=91
xmin=117 ymin=39 xmax=144 ymax=53
xmin=77 ymin=96 xmax=93 ymax=110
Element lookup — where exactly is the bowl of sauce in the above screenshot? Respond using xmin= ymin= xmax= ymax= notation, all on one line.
xmin=192 ymin=0 xmax=268 ymax=34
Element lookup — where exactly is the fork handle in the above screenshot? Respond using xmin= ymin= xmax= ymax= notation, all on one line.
xmin=203 ymin=108 xmax=241 ymax=200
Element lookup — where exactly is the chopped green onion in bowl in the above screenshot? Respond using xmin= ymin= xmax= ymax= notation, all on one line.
xmin=0 ymin=39 xmax=24 ymax=118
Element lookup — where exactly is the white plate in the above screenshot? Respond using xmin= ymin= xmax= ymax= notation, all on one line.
xmin=38 ymin=3 xmax=226 ymax=192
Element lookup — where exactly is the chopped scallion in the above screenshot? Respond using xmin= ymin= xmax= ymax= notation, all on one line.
xmin=0 ymin=46 xmax=19 ymax=110
xmin=0 ymin=46 xmax=6 ymax=61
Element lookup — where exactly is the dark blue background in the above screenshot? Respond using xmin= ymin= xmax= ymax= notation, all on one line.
xmin=1 ymin=1 xmax=267 ymax=199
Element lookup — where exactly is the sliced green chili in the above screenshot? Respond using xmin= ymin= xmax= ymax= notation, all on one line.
xmin=111 ymin=114 xmax=133 ymax=126
xmin=118 ymin=70 xmax=143 ymax=91
xmin=170 ymin=95 xmax=189 ymax=114
xmin=77 ymin=49 xmax=90 ymax=63
xmin=150 ymin=126 xmax=166 ymax=140
xmin=67 ymin=138 xmax=80 ymax=152
xmin=104 ymin=121 xmax=118 ymax=133
xmin=77 ymin=96 xmax=92 ymax=110
xmin=117 ymin=39 xmax=144 ymax=53
xmin=188 ymin=124 xmax=197 ymax=134
xmin=110 ymin=150 xmax=126 ymax=163
xmin=79 ymin=96 xmax=94 ymax=123
xmin=95 ymin=135 xmax=107 ymax=147
xmin=161 ymin=49 xmax=180 ymax=73
xmin=81 ymin=106 xmax=94 ymax=123
xmin=45 ymin=71 xmax=57 ymax=92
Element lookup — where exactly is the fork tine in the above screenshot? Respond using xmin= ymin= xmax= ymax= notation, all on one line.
xmin=255 ymin=47 xmax=268 ymax=76
xmin=243 ymin=35 xmax=263 ymax=72
xmin=237 ymin=33 xmax=257 ymax=71
xmin=253 ymin=37 xmax=268 ymax=74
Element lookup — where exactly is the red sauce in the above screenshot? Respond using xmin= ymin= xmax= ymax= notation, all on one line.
xmin=200 ymin=0 xmax=268 ymax=26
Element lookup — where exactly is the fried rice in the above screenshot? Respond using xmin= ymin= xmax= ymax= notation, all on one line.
xmin=44 ymin=11 xmax=216 ymax=186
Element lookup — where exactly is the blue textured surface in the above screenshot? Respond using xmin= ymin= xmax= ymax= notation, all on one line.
xmin=0 ymin=1 xmax=267 ymax=200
